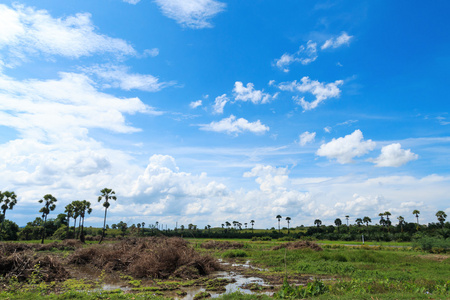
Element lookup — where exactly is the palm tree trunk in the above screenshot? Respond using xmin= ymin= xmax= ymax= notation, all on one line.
xmin=99 ymin=208 xmax=108 ymax=244
xmin=41 ymin=215 xmax=47 ymax=244
xmin=80 ymin=216 xmax=85 ymax=243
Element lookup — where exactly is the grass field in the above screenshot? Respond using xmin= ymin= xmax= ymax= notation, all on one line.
xmin=0 ymin=237 xmax=449 ymax=299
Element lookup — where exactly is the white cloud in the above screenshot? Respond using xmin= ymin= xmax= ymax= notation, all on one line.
xmin=212 ymin=94 xmax=228 ymax=114
xmin=371 ymin=143 xmax=418 ymax=167
xmin=278 ymin=76 xmax=343 ymax=110
xmin=316 ymin=130 xmax=376 ymax=164
xmin=324 ymin=126 xmax=332 ymax=133
xmin=143 ymin=48 xmax=159 ymax=57
xmin=321 ymin=32 xmax=353 ymax=50
xmin=299 ymin=131 xmax=316 ymax=146
xmin=244 ymin=164 xmax=289 ymax=193
xmin=233 ymin=82 xmax=274 ymax=104
xmin=123 ymin=0 xmax=141 ymax=4
xmin=199 ymin=115 xmax=269 ymax=135
xmin=0 ymin=4 xmax=135 ymax=65
xmin=190 ymin=100 xmax=202 ymax=109
xmin=82 ymin=64 xmax=174 ymax=92
xmin=274 ymin=40 xmax=318 ymax=72
xmin=153 ymin=0 xmax=226 ymax=29
xmin=0 ymin=71 xmax=157 ymax=140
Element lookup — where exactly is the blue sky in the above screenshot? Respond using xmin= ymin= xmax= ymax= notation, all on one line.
xmin=0 ymin=0 xmax=449 ymax=229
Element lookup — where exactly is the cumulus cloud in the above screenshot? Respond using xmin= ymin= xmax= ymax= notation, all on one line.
xmin=212 ymin=94 xmax=228 ymax=114
xmin=321 ymin=32 xmax=353 ymax=50
xmin=371 ymin=143 xmax=418 ymax=167
xmin=299 ymin=131 xmax=316 ymax=146
xmin=233 ymin=82 xmax=275 ymax=104
xmin=316 ymin=130 xmax=376 ymax=164
xmin=153 ymin=0 xmax=226 ymax=29
xmin=199 ymin=115 xmax=269 ymax=135
xmin=81 ymin=64 xmax=175 ymax=92
xmin=0 ymin=4 xmax=135 ymax=65
xmin=274 ymin=40 xmax=318 ymax=72
xmin=143 ymin=48 xmax=159 ymax=57
xmin=278 ymin=77 xmax=343 ymax=110
xmin=0 ymin=71 xmax=160 ymax=141
xmin=190 ymin=100 xmax=202 ymax=108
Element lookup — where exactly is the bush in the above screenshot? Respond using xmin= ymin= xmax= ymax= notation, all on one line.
xmin=412 ymin=235 xmax=450 ymax=253
xmin=222 ymin=250 xmax=248 ymax=258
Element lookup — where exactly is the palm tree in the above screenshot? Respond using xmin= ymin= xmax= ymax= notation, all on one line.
xmin=250 ymin=220 xmax=255 ymax=233
xmin=436 ymin=211 xmax=447 ymax=227
xmin=64 ymin=203 xmax=75 ymax=238
xmin=334 ymin=218 xmax=342 ymax=233
xmin=355 ymin=218 xmax=363 ymax=227
xmin=314 ymin=219 xmax=322 ymax=227
xmin=412 ymin=210 xmax=420 ymax=228
xmin=397 ymin=216 xmax=405 ymax=232
xmin=39 ymin=194 xmax=57 ymax=244
xmin=378 ymin=213 xmax=385 ymax=226
xmin=363 ymin=216 xmax=371 ymax=227
xmin=286 ymin=217 xmax=291 ymax=234
xmin=98 ymin=188 xmax=117 ymax=244
xmin=79 ymin=200 xmax=92 ymax=243
xmin=276 ymin=215 xmax=282 ymax=232
xmin=345 ymin=215 xmax=349 ymax=226
xmin=0 ymin=191 xmax=17 ymax=238
xmin=384 ymin=211 xmax=392 ymax=226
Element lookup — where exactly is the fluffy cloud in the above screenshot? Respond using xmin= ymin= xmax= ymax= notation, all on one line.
xmin=199 ymin=115 xmax=269 ymax=135
xmin=371 ymin=143 xmax=418 ymax=167
xmin=278 ymin=77 xmax=343 ymax=110
xmin=299 ymin=131 xmax=316 ymax=146
xmin=316 ymin=130 xmax=376 ymax=164
xmin=153 ymin=0 xmax=226 ymax=29
xmin=321 ymin=32 xmax=353 ymax=50
xmin=190 ymin=100 xmax=202 ymax=108
xmin=81 ymin=64 xmax=174 ymax=92
xmin=274 ymin=40 xmax=318 ymax=72
xmin=123 ymin=0 xmax=141 ymax=4
xmin=0 ymin=4 xmax=135 ymax=65
xmin=233 ymin=82 xmax=275 ymax=104
xmin=129 ymin=154 xmax=227 ymax=214
xmin=0 ymin=72 xmax=157 ymax=140
xmin=212 ymin=94 xmax=228 ymax=114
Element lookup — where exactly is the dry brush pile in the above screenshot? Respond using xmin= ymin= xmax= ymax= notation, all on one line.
xmin=201 ymin=240 xmax=245 ymax=250
xmin=68 ymin=237 xmax=220 ymax=279
xmin=272 ymin=240 xmax=323 ymax=251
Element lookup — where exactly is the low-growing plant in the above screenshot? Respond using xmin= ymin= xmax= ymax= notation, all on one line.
xmin=222 ymin=249 xmax=248 ymax=258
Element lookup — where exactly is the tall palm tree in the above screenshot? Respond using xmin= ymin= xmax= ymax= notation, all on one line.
xmin=436 ymin=210 xmax=447 ymax=227
xmin=250 ymin=220 xmax=255 ymax=233
xmin=384 ymin=211 xmax=392 ymax=226
xmin=286 ymin=217 xmax=291 ymax=234
xmin=412 ymin=210 xmax=420 ymax=227
xmin=79 ymin=200 xmax=92 ymax=243
xmin=276 ymin=215 xmax=282 ymax=232
xmin=378 ymin=213 xmax=385 ymax=226
xmin=355 ymin=218 xmax=363 ymax=227
xmin=345 ymin=215 xmax=349 ymax=226
xmin=98 ymin=188 xmax=116 ymax=244
xmin=39 ymin=194 xmax=57 ymax=244
xmin=0 ymin=191 xmax=17 ymax=238
xmin=334 ymin=218 xmax=342 ymax=232
xmin=64 ymin=203 xmax=75 ymax=239
xmin=314 ymin=219 xmax=322 ymax=227
xmin=363 ymin=216 xmax=371 ymax=227
xmin=397 ymin=216 xmax=405 ymax=232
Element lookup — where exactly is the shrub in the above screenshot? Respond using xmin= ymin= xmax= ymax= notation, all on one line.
xmin=222 ymin=250 xmax=248 ymax=258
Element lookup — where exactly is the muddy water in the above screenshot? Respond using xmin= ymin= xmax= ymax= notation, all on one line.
xmin=177 ymin=270 xmax=272 ymax=300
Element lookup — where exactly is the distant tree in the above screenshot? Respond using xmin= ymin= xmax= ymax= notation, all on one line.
xmin=117 ymin=221 xmax=127 ymax=237
xmin=250 ymin=220 xmax=255 ymax=233
xmin=98 ymin=188 xmax=116 ymax=244
xmin=397 ymin=216 xmax=405 ymax=232
xmin=286 ymin=217 xmax=291 ymax=234
xmin=412 ymin=210 xmax=420 ymax=226
xmin=225 ymin=221 xmax=231 ymax=229
xmin=276 ymin=215 xmax=282 ymax=232
xmin=378 ymin=213 xmax=385 ymax=226
xmin=244 ymin=223 xmax=247 ymax=230
xmin=180 ymin=225 xmax=185 ymax=231
xmin=363 ymin=216 xmax=371 ymax=227
xmin=345 ymin=215 xmax=349 ymax=226
xmin=78 ymin=200 xmax=92 ymax=243
xmin=137 ymin=223 xmax=141 ymax=235
xmin=334 ymin=218 xmax=342 ymax=232
xmin=0 ymin=191 xmax=17 ymax=238
xmin=384 ymin=211 xmax=392 ymax=226
xmin=64 ymin=203 xmax=75 ymax=238
xmin=314 ymin=219 xmax=322 ymax=227
xmin=436 ymin=211 xmax=447 ymax=227
xmin=355 ymin=218 xmax=363 ymax=227
xmin=39 ymin=194 xmax=57 ymax=244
